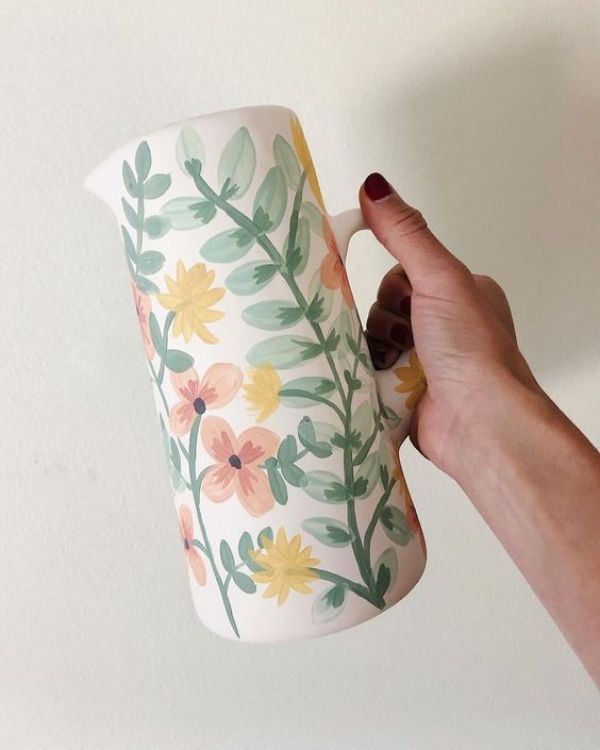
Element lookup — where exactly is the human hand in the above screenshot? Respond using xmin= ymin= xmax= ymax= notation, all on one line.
xmin=360 ymin=173 xmax=543 ymax=481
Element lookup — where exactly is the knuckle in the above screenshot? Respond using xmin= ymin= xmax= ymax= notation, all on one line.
xmin=381 ymin=205 xmax=428 ymax=245
xmin=474 ymin=273 xmax=506 ymax=297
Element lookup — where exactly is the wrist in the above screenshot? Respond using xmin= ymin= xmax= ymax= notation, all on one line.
xmin=447 ymin=372 xmax=555 ymax=495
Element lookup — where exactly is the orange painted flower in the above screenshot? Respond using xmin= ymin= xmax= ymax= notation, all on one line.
xmin=178 ymin=504 xmax=207 ymax=586
xmin=169 ymin=364 xmax=243 ymax=435
xmin=290 ymin=116 xmax=326 ymax=211
xmin=320 ymin=217 xmax=355 ymax=308
xmin=394 ymin=350 xmax=427 ymax=410
xmin=132 ymin=282 xmax=155 ymax=360
xmin=200 ymin=416 xmax=279 ymax=516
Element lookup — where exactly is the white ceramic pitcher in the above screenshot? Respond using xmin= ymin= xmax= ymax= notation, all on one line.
xmin=85 ymin=105 xmax=426 ymax=642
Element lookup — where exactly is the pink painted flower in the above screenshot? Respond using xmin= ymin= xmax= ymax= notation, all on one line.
xmin=178 ymin=504 xmax=207 ymax=586
xmin=169 ymin=364 xmax=243 ymax=435
xmin=132 ymin=281 xmax=155 ymax=359
xmin=200 ymin=416 xmax=279 ymax=517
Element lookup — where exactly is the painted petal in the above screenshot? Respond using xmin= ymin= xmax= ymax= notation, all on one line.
xmin=202 ymin=463 xmax=236 ymax=502
xmin=235 ymin=426 xmax=279 ymax=465
xmin=199 ymin=363 xmax=243 ymax=408
xmin=201 ymin=416 xmax=237 ymax=462
xmin=320 ymin=252 xmax=340 ymax=291
xmin=169 ymin=401 xmax=197 ymax=435
xmin=170 ymin=368 xmax=201 ymax=401
xmin=179 ymin=504 xmax=194 ymax=541
xmin=187 ymin=546 xmax=207 ymax=586
xmin=340 ymin=273 xmax=356 ymax=308
xmin=234 ymin=466 xmax=274 ymax=517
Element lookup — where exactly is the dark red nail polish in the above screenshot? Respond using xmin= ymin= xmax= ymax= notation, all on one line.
xmin=364 ymin=172 xmax=392 ymax=202
xmin=399 ymin=295 xmax=412 ymax=317
xmin=391 ymin=321 xmax=410 ymax=346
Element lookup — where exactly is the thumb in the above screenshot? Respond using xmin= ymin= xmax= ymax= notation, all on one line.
xmin=359 ymin=173 xmax=468 ymax=294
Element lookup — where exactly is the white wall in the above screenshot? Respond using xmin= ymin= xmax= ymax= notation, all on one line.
xmin=1 ymin=1 xmax=598 ymax=747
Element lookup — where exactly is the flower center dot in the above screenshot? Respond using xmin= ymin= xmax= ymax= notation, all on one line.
xmin=193 ymin=397 xmax=206 ymax=415
xmin=228 ymin=454 xmax=242 ymax=470
xmin=183 ymin=539 xmax=190 ymax=550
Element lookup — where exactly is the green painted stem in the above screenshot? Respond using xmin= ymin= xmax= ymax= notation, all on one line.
xmin=156 ymin=312 xmax=175 ymax=385
xmin=311 ymin=568 xmax=384 ymax=609
xmin=364 ymin=478 xmax=397 ymax=570
xmin=188 ymin=417 xmax=240 ymax=638
xmin=278 ymin=388 xmax=345 ymax=421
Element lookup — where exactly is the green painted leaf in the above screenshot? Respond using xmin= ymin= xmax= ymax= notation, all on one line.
xmin=232 ymin=571 xmax=256 ymax=593
xmin=301 ymin=517 xmax=352 ymax=548
xmin=312 ymin=583 xmax=347 ymax=624
xmin=220 ymin=540 xmax=236 ymax=573
xmin=277 ymin=435 xmax=298 ymax=464
xmin=242 ymin=300 xmax=303 ymax=331
xmin=252 ymin=166 xmax=287 ymax=232
xmin=170 ymin=467 xmax=187 ymax=493
xmin=144 ymin=215 xmax=171 ymax=238
xmin=122 ymin=160 xmax=138 ymax=198
xmin=137 ymin=250 xmax=165 ymax=275
xmin=266 ymin=463 xmax=287 ymax=505
xmin=143 ymin=173 xmax=171 ymax=199
xmin=304 ymin=471 xmax=347 ymax=503
xmin=134 ymin=275 xmax=159 ymax=295
xmin=280 ymin=462 xmax=307 ymax=487
xmin=217 ymin=126 xmax=256 ymax=199
xmin=165 ymin=350 xmax=194 ymax=372
xmin=161 ymin=197 xmax=207 ymax=230
xmin=246 ymin=335 xmax=315 ymax=370
xmin=301 ymin=201 xmax=324 ymax=236
xmin=189 ymin=201 xmax=217 ymax=224
xmin=307 ymin=269 xmax=333 ymax=322
xmin=121 ymin=225 xmax=137 ymax=262
xmin=381 ymin=506 xmax=413 ymax=546
xmin=121 ymin=197 xmax=139 ymax=229
xmin=169 ymin=437 xmax=181 ymax=473
xmin=354 ymin=452 xmax=380 ymax=498
xmin=176 ymin=125 xmax=206 ymax=174
xmin=375 ymin=548 xmax=398 ymax=597
xmin=273 ymin=134 xmax=301 ymax=190
xmin=312 ymin=421 xmax=339 ymax=446
xmin=284 ymin=216 xmax=310 ymax=276
xmin=279 ymin=377 xmax=336 ymax=409
xmin=257 ymin=527 xmax=273 ymax=548
xmin=297 ymin=416 xmax=333 ymax=458
xmin=135 ymin=141 xmax=151 ymax=181
xmin=238 ymin=531 xmax=254 ymax=562
xmin=225 ymin=261 xmax=277 ymax=296
xmin=149 ymin=312 xmax=164 ymax=354
xmin=352 ymin=400 xmax=375 ymax=444
xmin=200 ymin=228 xmax=255 ymax=263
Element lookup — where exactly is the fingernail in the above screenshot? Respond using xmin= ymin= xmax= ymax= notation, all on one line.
xmin=372 ymin=346 xmax=399 ymax=371
xmin=391 ymin=322 xmax=413 ymax=349
xmin=399 ymin=295 xmax=412 ymax=317
xmin=364 ymin=172 xmax=392 ymax=202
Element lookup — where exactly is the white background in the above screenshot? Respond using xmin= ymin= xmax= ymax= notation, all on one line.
xmin=1 ymin=1 xmax=599 ymax=748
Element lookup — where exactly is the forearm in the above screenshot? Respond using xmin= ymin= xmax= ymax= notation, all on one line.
xmin=455 ymin=377 xmax=600 ymax=685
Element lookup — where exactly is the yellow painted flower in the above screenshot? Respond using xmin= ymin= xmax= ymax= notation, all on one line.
xmin=250 ymin=528 xmax=320 ymax=606
xmin=291 ymin=116 xmax=326 ymax=211
xmin=158 ymin=260 xmax=225 ymax=344
xmin=394 ymin=350 xmax=427 ymax=410
xmin=243 ymin=364 xmax=281 ymax=423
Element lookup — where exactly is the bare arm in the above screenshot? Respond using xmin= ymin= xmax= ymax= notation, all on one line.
xmin=360 ymin=173 xmax=600 ymax=685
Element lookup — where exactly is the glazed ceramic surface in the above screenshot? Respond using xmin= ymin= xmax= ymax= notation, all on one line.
xmin=85 ymin=106 xmax=427 ymax=641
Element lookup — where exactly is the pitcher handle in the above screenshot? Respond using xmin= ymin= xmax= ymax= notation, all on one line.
xmin=328 ymin=208 xmax=424 ymax=442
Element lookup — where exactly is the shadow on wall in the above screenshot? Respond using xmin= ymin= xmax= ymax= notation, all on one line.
xmin=370 ymin=35 xmax=599 ymax=381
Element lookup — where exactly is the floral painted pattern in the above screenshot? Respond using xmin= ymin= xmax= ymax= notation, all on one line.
xmin=394 ymin=350 xmax=427 ymax=410
xmin=179 ymin=504 xmax=207 ymax=586
xmin=169 ymin=364 xmax=242 ymax=435
xmin=115 ymin=118 xmax=425 ymax=639
xmin=243 ymin=364 xmax=281 ymax=422
xmin=200 ymin=416 xmax=278 ymax=516
xmin=158 ymin=260 xmax=224 ymax=343
xmin=251 ymin=528 xmax=320 ymax=605
xmin=321 ymin=217 xmax=355 ymax=308
xmin=132 ymin=282 xmax=155 ymax=360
